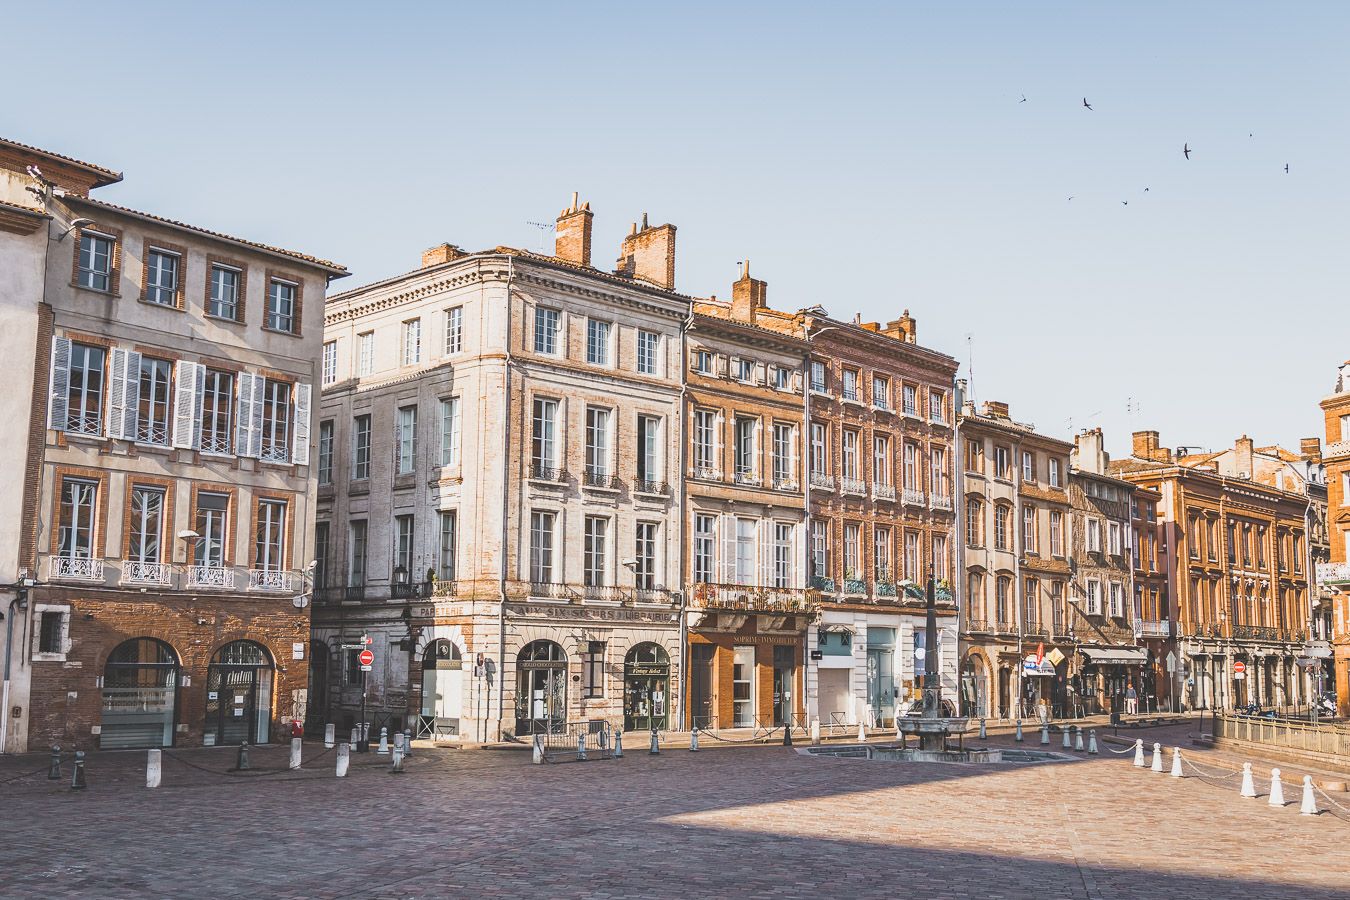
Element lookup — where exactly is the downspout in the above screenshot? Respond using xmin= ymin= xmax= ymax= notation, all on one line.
xmin=496 ymin=256 xmax=514 ymax=740
xmin=801 ymin=326 xmax=812 ymax=729
xmin=1013 ymin=438 xmax=1023 ymax=722
xmin=952 ymin=378 xmax=965 ymax=715
xmin=678 ymin=310 xmax=692 ymax=729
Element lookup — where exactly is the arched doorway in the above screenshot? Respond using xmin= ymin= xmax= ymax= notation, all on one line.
xmin=206 ymin=641 xmax=274 ymax=745
xmin=101 ymin=638 xmax=178 ymax=749
xmin=515 ymin=640 xmax=567 ymax=735
xmin=305 ymin=640 xmax=329 ymax=736
xmin=421 ymin=639 xmax=463 ymax=736
xmin=624 ymin=643 xmax=669 ymax=732
xmin=961 ymin=654 xmax=989 ymax=719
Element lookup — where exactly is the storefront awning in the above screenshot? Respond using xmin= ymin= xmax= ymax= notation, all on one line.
xmin=1081 ymin=647 xmax=1147 ymax=665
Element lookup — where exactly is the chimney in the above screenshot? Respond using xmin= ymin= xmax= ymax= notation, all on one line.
xmin=615 ymin=213 xmax=676 ymax=290
xmin=730 ymin=259 xmax=768 ymax=322
xmin=554 ymin=192 xmax=593 ymax=267
xmin=1300 ymin=437 xmax=1322 ymax=462
xmin=1132 ymin=430 xmax=1160 ymax=460
xmin=982 ymin=400 xmax=1010 ymax=419
xmin=421 ymin=243 xmax=465 ymax=268
xmin=1073 ymin=428 xmax=1107 ymax=475
xmin=882 ymin=310 xmax=917 ymax=344
xmin=1234 ymin=434 xmax=1254 ymax=478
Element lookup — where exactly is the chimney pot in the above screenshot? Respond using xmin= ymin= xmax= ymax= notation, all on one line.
xmin=421 ymin=243 xmax=465 ymax=268
xmin=554 ymin=193 xmax=594 ymax=267
xmin=615 ymin=217 xmax=676 ymax=289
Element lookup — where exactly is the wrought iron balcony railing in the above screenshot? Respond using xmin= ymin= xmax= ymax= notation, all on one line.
xmin=121 ymin=560 xmax=169 ymax=585
xmin=248 ymin=569 xmax=292 ymax=592
xmin=809 ymin=472 xmax=835 ymax=491
xmin=582 ymin=469 xmax=619 ymax=490
xmin=843 ymin=578 xmax=867 ymax=595
xmin=529 ymin=463 xmax=566 ymax=482
xmin=872 ymin=483 xmax=896 ymax=501
xmin=188 ymin=565 xmax=234 ymax=589
xmin=810 ymin=575 xmax=837 ymax=593
xmin=634 ymin=479 xmax=670 ymax=496
xmin=51 ymin=555 xmax=103 ymax=581
xmin=1133 ymin=619 xmax=1170 ymax=637
xmin=690 ymin=583 xmax=819 ymax=614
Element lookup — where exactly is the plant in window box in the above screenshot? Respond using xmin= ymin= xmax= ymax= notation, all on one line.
xmin=934 ymin=580 xmax=955 ymax=604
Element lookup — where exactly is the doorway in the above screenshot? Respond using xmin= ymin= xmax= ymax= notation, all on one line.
xmin=689 ymin=643 xmax=715 ymax=729
xmin=732 ymin=645 xmax=755 ymax=727
xmin=101 ymin=638 xmax=178 ymax=749
xmin=866 ymin=628 xmax=896 ymax=726
xmin=305 ymin=640 xmax=329 ymax=735
xmin=624 ymin=642 xmax=670 ymax=732
xmin=421 ymin=640 xmax=464 ymax=735
xmin=205 ymin=641 xmax=273 ymax=745
xmin=515 ymin=640 xmax=566 ymax=735
xmin=772 ymin=645 xmax=796 ymax=727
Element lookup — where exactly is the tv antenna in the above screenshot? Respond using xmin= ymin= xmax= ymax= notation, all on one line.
xmin=525 ymin=221 xmax=554 ymax=253
xmin=965 ymin=332 xmax=976 ymax=405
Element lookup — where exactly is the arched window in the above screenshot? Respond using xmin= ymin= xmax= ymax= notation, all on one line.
xmin=515 ymin=640 xmax=567 ymax=735
xmin=420 ymin=639 xmax=463 ymax=734
xmin=206 ymin=641 xmax=274 ymax=746
xmin=101 ymin=638 xmax=178 ymax=749
xmin=422 ymin=639 xmax=463 ymax=669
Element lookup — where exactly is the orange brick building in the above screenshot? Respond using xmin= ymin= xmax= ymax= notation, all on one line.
xmin=1318 ymin=361 xmax=1350 ymax=716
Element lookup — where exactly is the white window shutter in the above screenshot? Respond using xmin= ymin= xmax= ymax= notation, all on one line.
xmin=757 ymin=518 xmax=771 ymax=587
xmin=789 ymin=427 xmax=799 ymax=485
xmin=172 ymin=360 xmax=202 ymax=449
xmin=47 ymin=337 xmax=71 ymax=431
xmin=107 ymin=348 xmax=129 ymax=439
xmin=121 ymin=350 xmax=142 ymax=441
xmin=713 ymin=413 xmax=724 ymax=476
xmin=291 ymin=382 xmax=312 ymax=466
xmin=235 ymin=372 xmax=258 ymax=457
xmin=248 ymin=375 xmax=265 ymax=457
xmin=720 ymin=514 xmax=735 ymax=584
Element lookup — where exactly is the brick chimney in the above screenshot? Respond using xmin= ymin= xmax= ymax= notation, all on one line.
xmin=1132 ymin=430 xmax=1160 ymax=461
xmin=730 ymin=260 xmax=768 ymax=323
xmin=615 ymin=213 xmax=676 ymax=290
xmin=982 ymin=400 xmax=1010 ymax=419
xmin=422 ymin=243 xmax=465 ymax=268
xmin=554 ymin=192 xmax=593 ymax=267
xmin=1073 ymin=428 xmax=1107 ymax=475
xmin=882 ymin=310 xmax=917 ymax=344
xmin=1300 ymin=437 xmax=1323 ymax=462
xmin=1233 ymin=434 xmax=1254 ymax=478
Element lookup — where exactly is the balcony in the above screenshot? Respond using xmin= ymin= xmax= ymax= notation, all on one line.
xmin=872 ymin=401 xmax=892 ymax=414
xmin=772 ymin=477 xmax=800 ymax=492
xmin=259 ymin=441 xmax=290 ymax=464
xmin=691 ymin=465 xmax=722 ymax=482
xmin=841 ymin=389 xmax=862 ymax=405
xmin=841 ymin=477 xmax=866 ymax=497
xmin=1134 ymin=619 xmax=1170 ymax=638
xmin=1232 ymin=624 xmax=1280 ymax=642
xmin=809 ymin=472 xmax=835 ymax=491
xmin=188 ymin=565 xmax=235 ymax=589
xmin=633 ymin=587 xmax=678 ymax=605
xmin=995 ymin=620 xmax=1017 ymax=635
xmin=930 ymin=494 xmax=953 ymax=512
xmin=1317 ymin=562 xmax=1350 ymax=586
xmin=843 ymin=578 xmax=867 ymax=595
xmin=121 ymin=560 xmax=169 ymax=585
xmin=690 ymin=583 xmax=819 ymax=614
xmin=733 ymin=471 xmax=763 ymax=487
xmin=248 ymin=569 xmax=292 ymax=592
xmin=876 ymin=581 xmax=897 ymax=598
xmin=963 ymin=619 xmax=992 ymax=635
xmin=872 ymin=483 xmax=896 ymax=502
xmin=582 ymin=469 xmax=619 ymax=490
xmin=1024 ymin=625 xmax=1048 ymax=639
xmin=65 ymin=413 xmax=102 ymax=436
xmin=529 ymin=582 xmax=575 ymax=600
xmin=201 ymin=433 xmax=231 ymax=455
xmin=634 ymin=479 xmax=670 ymax=496
xmin=581 ymin=584 xmax=631 ymax=603
xmin=529 ymin=463 xmax=566 ymax=483
xmin=1325 ymin=439 xmax=1350 ymax=458
xmin=135 ymin=423 xmax=169 ymax=446
xmin=51 ymin=556 xmax=103 ymax=582
xmin=902 ymin=488 xmax=926 ymax=506
xmin=810 ymin=575 xmax=837 ymax=593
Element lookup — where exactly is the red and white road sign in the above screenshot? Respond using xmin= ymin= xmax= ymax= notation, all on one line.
xmin=1233 ymin=660 xmax=1246 ymax=675
xmin=358 ymin=649 xmax=374 ymax=667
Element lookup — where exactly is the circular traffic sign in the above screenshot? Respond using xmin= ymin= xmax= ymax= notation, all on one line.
xmin=358 ymin=649 xmax=374 ymax=667
xmin=1233 ymin=660 xmax=1246 ymax=675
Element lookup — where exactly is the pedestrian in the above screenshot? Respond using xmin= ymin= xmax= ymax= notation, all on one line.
xmin=1125 ymin=681 xmax=1138 ymax=715
xmin=1036 ymin=697 xmax=1049 ymax=726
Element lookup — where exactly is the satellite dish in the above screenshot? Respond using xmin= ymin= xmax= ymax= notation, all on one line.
xmin=292 ymin=594 xmax=310 ymax=609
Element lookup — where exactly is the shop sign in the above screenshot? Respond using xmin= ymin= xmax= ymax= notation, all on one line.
xmin=625 ymin=665 xmax=669 ymax=677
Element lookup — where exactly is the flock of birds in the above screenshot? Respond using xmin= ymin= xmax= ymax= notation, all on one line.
xmin=1017 ymin=93 xmax=1291 ymax=206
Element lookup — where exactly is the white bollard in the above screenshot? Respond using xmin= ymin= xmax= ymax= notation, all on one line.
xmin=324 ymin=723 xmax=335 ymax=749
xmin=1240 ymin=762 xmax=1257 ymax=798
xmin=1170 ymin=746 xmax=1183 ymax=778
xmin=1133 ymin=738 xmax=1146 ymax=767
xmin=335 ymin=742 xmax=350 ymax=777
xmin=810 ymin=718 xmax=821 ymax=746
xmin=390 ymin=743 xmax=404 ymax=773
xmin=532 ymin=734 xmax=544 ymax=764
xmin=146 ymin=749 xmax=161 ymax=789
xmin=577 ymin=733 xmax=587 ymax=761
xmin=350 ymin=727 xmax=359 ymax=748
xmin=613 ymin=730 xmax=624 ymax=759
xmin=1074 ymin=726 xmax=1084 ymax=752
xmin=1268 ymin=768 xmax=1285 ymax=807
xmin=1040 ymin=726 xmax=1049 ymax=745
xmin=1087 ymin=730 xmax=1098 ymax=754
xmin=289 ymin=737 xmax=302 ymax=770
xmin=689 ymin=729 xmax=699 ymax=751
xmin=377 ymin=727 xmax=389 ymax=755
xmin=979 ymin=718 xmax=987 ymax=740
xmin=1062 ymin=727 xmax=1071 ymax=750
xmin=1014 ymin=720 xmax=1023 ymax=742
xmin=403 ymin=730 xmax=413 ymax=758
xmin=1151 ymin=742 xmax=1163 ymax=773
xmin=1301 ymin=776 xmax=1319 ymax=815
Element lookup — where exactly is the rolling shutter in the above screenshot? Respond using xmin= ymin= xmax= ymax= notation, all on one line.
xmin=291 ymin=383 xmax=312 ymax=466
xmin=47 ymin=337 xmax=71 ymax=431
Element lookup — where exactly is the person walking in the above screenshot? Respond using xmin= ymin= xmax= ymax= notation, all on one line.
xmin=1125 ymin=681 xmax=1138 ymax=716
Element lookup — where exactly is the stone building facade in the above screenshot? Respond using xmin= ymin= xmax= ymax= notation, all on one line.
xmin=0 ymin=137 xmax=345 ymax=752
xmin=805 ymin=313 xmax=959 ymax=729
xmin=1129 ymin=482 xmax=1177 ymax=710
xmin=1319 ymin=361 xmax=1350 ymax=716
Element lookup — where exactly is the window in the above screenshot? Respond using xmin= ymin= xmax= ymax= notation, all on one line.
xmin=439 ymin=398 xmax=460 ymax=468
xmin=259 ymin=379 xmax=292 ymax=463
xmin=317 ymin=421 xmax=334 ymax=485
xmin=902 ymin=384 xmax=917 ymax=416
xmin=348 ymin=520 xmax=368 ymax=586
xmin=1049 ymin=510 xmax=1063 ymax=556
xmin=194 ymin=492 xmax=229 ymax=568
xmin=930 ymin=446 xmax=949 ymax=498
xmin=254 ymin=499 xmax=287 ymax=571
xmin=396 ymin=405 xmax=417 ymax=474
xmin=531 ymin=398 xmax=558 ymax=473
xmin=585 ymin=407 xmax=611 ymax=478
xmin=637 ymin=329 xmax=660 ymax=375
xmin=1086 ymin=579 xmax=1102 ymax=615
xmin=200 ymin=369 xmax=233 ymax=453
xmin=967 ymin=572 xmax=985 ymax=621
xmin=1022 ymin=506 xmax=1037 ymax=553
xmin=809 ymin=423 xmax=827 ymax=475
xmin=966 ymin=439 xmax=983 ymax=473
xmin=772 ymin=423 xmax=796 ymax=488
xmin=322 ymin=341 xmax=337 ymax=385
xmin=77 ymin=231 xmax=113 ymax=291
xmin=65 ymin=342 xmax=106 ymax=435
xmin=734 ymin=416 xmax=758 ymax=482
xmin=694 ymin=514 xmax=716 ymax=584
xmin=736 ymin=358 xmax=754 ymax=382
xmin=903 ymin=443 xmax=920 ymax=490
xmin=358 ymin=332 xmax=374 ymax=376
xmin=841 ymin=369 xmax=859 ymax=401
xmin=314 ymin=522 xmax=330 ymax=588
xmin=586 ymin=319 xmax=612 ymax=365
xmin=584 ymin=516 xmax=609 ymax=586
xmin=37 ymin=609 xmax=67 ymax=657
xmin=444 ymin=306 xmax=463 ymax=355
xmin=872 ymin=375 xmax=890 ymax=409
xmin=635 ymin=522 xmax=658 ymax=589
xmin=530 ymin=511 xmax=556 ymax=583
xmin=1051 ymin=582 xmax=1065 ymax=632
xmin=904 ymin=531 xmax=920 ymax=578
xmin=996 ymin=577 xmax=1011 ymax=624
xmin=136 ymin=356 xmax=172 ymax=445
xmin=58 ymin=478 xmax=97 ymax=558
xmin=208 ymin=265 xmax=241 ymax=320
xmin=438 ymin=511 xmax=457 ymax=581
xmin=1048 ymin=458 xmax=1061 ymax=487
xmin=1021 ymin=451 xmax=1034 ymax=482
xmin=693 ymin=409 xmax=718 ymax=476
xmin=928 ymin=390 xmax=946 ymax=423
xmin=144 ymin=249 xmax=178 ymax=306
xmin=1087 ymin=518 xmax=1102 ymax=553
xmin=533 ymin=306 xmax=563 ymax=355
xmin=1108 ymin=581 xmax=1123 ymax=618
xmin=582 ymin=641 xmax=605 ymax=698
xmin=402 ymin=319 xmax=422 ymax=366
xmin=874 ymin=435 xmax=892 ymax=485
xmin=774 ymin=366 xmax=791 ymax=391
xmin=841 ymin=430 xmax=859 ymax=480
xmin=734 ymin=518 xmax=756 ymax=585
xmin=693 ymin=349 xmax=713 ymax=374
xmin=966 ymin=498 xmax=983 ymax=546
xmin=352 ymin=414 xmax=371 ymax=479
xmin=875 ymin=526 xmax=892 ymax=581
xmin=393 ymin=514 xmax=414 ymax=576
xmin=994 ymin=504 xmax=1010 ymax=550
xmin=773 ymin=522 xmax=793 ymax=588
xmin=637 ymin=415 xmax=661 ymax=487
xmin=1206 ymin=519 xmax=1218 ymax=561
xmin=810 ymin=360 xmax=827 ymax=393
xmin=266 ymin=279 xmax=297 ymax=333
xmin=1108 ymin=521 xmax=1122 ymax=556
xmin=127 ymin=486 xmax=165 ymax=563
xmin=1024 ymin=578 xmax=1039 ymax=627
xmin=994 ymin=447 xmax=1011 ymax=480
xmin=810 ymin=519 xmax=829 ymax=580
xmin=843 ymin=523 xmax=860 ymax=580
xmin=932 ymin=534 xmax=948 ymax=579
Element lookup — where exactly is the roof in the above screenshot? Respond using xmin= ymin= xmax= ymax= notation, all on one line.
xmin=0 ymin=198 xmax=49 ymax=220
xmin=807 ymin=314 xmax=959 ymax=368
xmin=0 ymin=137 xmax=123 ymax=187
xmin=69 ymin=196 xmax=347 ymax=276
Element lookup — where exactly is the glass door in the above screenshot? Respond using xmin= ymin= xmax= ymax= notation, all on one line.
xmin=772 ymin=645 xmax=795 ymax=727
xmin=866 ymin=648 xmax=895 ymax=726
xmin=690 ymin=644 xmax=715 ymax=728
xmin=732 ymin=645 xmax=755 ymax=727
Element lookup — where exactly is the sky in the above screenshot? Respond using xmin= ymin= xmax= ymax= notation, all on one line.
xmin=6 ymin=1 xmax=1346 ymax=457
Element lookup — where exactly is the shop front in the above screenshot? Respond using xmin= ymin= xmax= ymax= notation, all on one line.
xmin=515 ymin=639 xmax=567 ymax=736
xmin=100 ymin=638 xmax=179 ymax=749
xmin=1076 ymin=645 xmax=1147 ymax=716
xmin=204 ymin=641 xmax=274 ymax=746
xmin=624 ymin=643 xmax=670 ymax=732
xmin=686 ymin=627 xmax=807 ymax=731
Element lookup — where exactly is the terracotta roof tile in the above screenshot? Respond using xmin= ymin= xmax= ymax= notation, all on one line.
xmin=0 ymin=137 xmax=122 ymax=185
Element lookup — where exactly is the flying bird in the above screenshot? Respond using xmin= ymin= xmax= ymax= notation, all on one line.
xmin=1144 ymin=187 xmax=1149 ymax=192
xmin=1183 ymin=144 xmax=1191 ymax=159
xmin=1020 ymin=93 xmax=1027 ymax=103
xmin=1082 ymin=97 xmax=1093 ymax=110
xmin=1067 ymin=196 xmax=1075 ymax=202
xmin=1121 ymin=201 xmax=1128 ymax=206
xmin=1285 ymin=163 xmax=1290 ymax=173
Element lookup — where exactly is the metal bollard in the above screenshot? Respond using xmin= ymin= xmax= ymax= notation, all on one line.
xmin=1014 ymin=720 xmax=1023 ymax=742
xmin=1301 ymin=775 xmax=1319 ymax=815
xmin=1133 ymin=738 xmax=1145 ymax=767
xmin=690 ymin=729 xmax=700 ymax=752
xmin=649 ymin=728 xmax=660 ymax=755
xmin=70 ymin=750 xmax=87 ymax=790
xmin=1087 ymin=730 xmax=1098 ymax=754
xmin=857 ymin=720 xmax=866 ymax=743
xmin=613 ymin=729 xmax=624 ymax=759
xmin=576 ymin=733 xmax=587 ymax=761
xmin=1268 ymin=768 xmax=1285 ymax=807
xmin=236 ymin=741 xmax=251 ymax=771
xmin=810 ymin=718 xmax=821 ymax=746
xmin=146 ymin=749 xmax=162 ymax=789
xmin=289 ymin=737 xmax=303 ymax=770
xmin=390 ymin=743 xmax=404 ymax=774
xmin=1040 ymin=725 xmax=1049 ymax=745
xmin=336 ymin=742 xmax=350 ymax=777
xmin=377 ymin=727 xmax=389 ymax=755
xmin=598 ymin=729 xmax=608 ymax=752
xmin=1062 ymin=727 xmax=1071 ymax=750
xmin=324 ymin=723 xmax=336 ymax=749
xmin=532 ymin=733 xmax=544 ymax=765
xmin=979 ymin=718 xmax=986 ymax=740
xmin=1170 ymin=746 xmax=1183 ymax=778
xmin=48 ymin=745 xmax=62 ymax=780
xmin=1150 ymin=742 xmax=1163 ymax=773
xmin=783 ymin=722 xmax=793 ymax=747
xmin=403 ymin=729 xmax=413 ymax=758
xmin=1074 ymin=726 xmax=1084 ymax=752
xmin=1240 ymin=762 xmax=1257 ymax=798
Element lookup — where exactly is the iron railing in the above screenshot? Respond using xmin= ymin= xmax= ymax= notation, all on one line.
xmin=529 ymin=463 xmax=565 ymax=482
xmin=872 ymin=483 xmax=896 ymax=501
xmin=188 ymin=565 xmax=234 ymax=589
xmin=65 ymin=413 xmax=102 ymax=436
xmin=690 ymin=583 xmax=819 ymax=613
xmin=51 ymin=556 xmax=103 ymax=581
xmin=1214 ymin=713 xmax=1350 ymax=758
xmin=121 ymin=560 xmax=169 ymax=584
xmin=582 ymin=469 xmax=619 ymax=489
xmin=248 ymin=569 xmax=292 ymax=591
xmin=809 ymin=472 xmax=835 ymax=491
xmin=634 ymin=479 xmax=670 ymax=496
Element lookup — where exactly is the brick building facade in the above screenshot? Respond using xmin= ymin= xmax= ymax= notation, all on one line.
xmin=1317 ymin=361 xmax=1350 ymax=716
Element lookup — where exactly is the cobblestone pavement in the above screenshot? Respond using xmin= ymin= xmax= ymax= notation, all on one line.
xmin=1 ymin=723 xmax=1348 ymax=900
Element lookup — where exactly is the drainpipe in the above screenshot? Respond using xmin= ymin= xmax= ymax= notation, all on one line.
xmin=496 ymin=256 xmax=514 ymax=741
xmin=1013 ymin=439 xmax=1023 ymax=722
xmin=953 ymin=379 xmax=966 ymax=715
xmin=1 ymin=591 xmax=28 ymax=752
xmin=801 ymin=329 xmax=812 ymax=729
xmin=678 ymin=310 xmax=692 ymax=730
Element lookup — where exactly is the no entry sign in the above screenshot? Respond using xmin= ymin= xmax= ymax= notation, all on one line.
xmin=1233 ymin=660 xmax=1246 ymax=676
xmin=358 ymin=649 xmax=374 ymax=669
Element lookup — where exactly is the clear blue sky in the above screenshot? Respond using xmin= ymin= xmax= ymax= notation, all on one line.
xmin=8 ymin=1 xmax=1346 ymax=457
